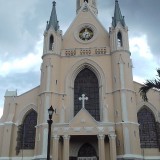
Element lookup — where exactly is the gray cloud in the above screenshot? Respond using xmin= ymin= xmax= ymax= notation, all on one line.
xmin=120 ymin=0 xmax=160 ymax=58
xmin=0 ymin=0 xmax=160 ymax=115
xmin=0 ymin=71 xmax=40 ymax=90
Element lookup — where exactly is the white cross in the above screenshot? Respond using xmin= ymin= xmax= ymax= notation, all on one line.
xmin=79 ymin=94 xmax=88 ymax=108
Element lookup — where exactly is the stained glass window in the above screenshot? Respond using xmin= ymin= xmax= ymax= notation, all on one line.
xmin=16 ymin=110 xmax=37 ymax=154
xmin=74 ymin=68 xmax=100 ymax=121
xmin=137 ymin=107 xmax=158 ymax=148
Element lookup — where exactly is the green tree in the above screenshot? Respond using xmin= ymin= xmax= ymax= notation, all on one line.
xmin=139 ymin=69 xmax=160 ymax=101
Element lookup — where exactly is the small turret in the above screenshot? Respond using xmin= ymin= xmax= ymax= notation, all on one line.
xmin=112 ymin=0 xmax=125 ymax=28
xmin=110 ymin=0 xmax=129 ymax=52
xmin=46 ymin=1 xmax=59 ymax=31
xmin=43 ymin=1 xmax=62 ymax=55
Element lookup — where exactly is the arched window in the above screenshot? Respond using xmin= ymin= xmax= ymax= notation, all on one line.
xmin=117 ymin=32 xmax=123 ymax=47
xmin=16 ymin=110 xmax=37 ymax=155
xmin=137 ymin=107 xmax=158 ymax=148
xmin=78 ymin=143 xmax=97 ymax=158
xmin=74 ymin=68 xmax=100 ymax=121
xmin=49 ymin=35 xmax=54 ymax=50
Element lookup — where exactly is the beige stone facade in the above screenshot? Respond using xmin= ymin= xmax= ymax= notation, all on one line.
xmin=0 ymin=0 xmax=160 ymax=160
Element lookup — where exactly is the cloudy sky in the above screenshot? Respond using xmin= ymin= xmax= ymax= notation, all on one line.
xmin=0 ymin=0 xmax=160 ymax=118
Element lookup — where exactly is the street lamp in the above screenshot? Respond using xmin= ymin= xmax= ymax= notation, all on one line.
xmin=47 ymin=105 xmax=55 ymax=160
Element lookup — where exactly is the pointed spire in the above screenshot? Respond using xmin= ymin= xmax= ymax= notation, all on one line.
xmin=46 ymin=1 xmax=59 ymax=31
xmin=112 ymin=0 xmax=125 ymax=28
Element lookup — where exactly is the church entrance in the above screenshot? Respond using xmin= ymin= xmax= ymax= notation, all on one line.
xmin=77 ymin=143 xmax=97 ymax=160
xmin=69 ymin=136 xmax=99 ymax=160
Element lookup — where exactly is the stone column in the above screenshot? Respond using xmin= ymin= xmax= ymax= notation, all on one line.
xmin=52 ymin=135 xmax=59 ymax=160
xmin=109 ymin=134 xmax=117 ymax=160
xmin=63 ymin=135 xmax=70 ymax=160
xmin=97 ymin=134 xmax=105 ymax=160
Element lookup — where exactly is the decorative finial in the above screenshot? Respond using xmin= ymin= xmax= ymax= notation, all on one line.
xmin=52 ymin=1 xmax=56 ymax=6
xmin=57 ymin=21 xmax=59 ymax=30
xmin=45 ymin=21 xmax=49 ymax=30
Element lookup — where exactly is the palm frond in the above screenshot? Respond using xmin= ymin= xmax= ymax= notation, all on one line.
xmin=139 ymin=76 xmax=160 ymax=101
xmin=157 ymin=68 xmax=160 ymax=77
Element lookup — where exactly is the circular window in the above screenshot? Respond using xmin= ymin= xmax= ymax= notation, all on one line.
xmin=79 ymin=27 xmax=94 ymax=41
xmin=74 ymin=24 xmax=97 ymax=43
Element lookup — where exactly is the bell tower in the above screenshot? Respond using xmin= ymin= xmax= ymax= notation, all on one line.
xmin=43 ymin=1 xmax=62 ymax=55
xmin=110 ymin=0 xmax=129 ymax=52
xmin=37 ymin=1 xmax=62 ymax=157
xmin=110 ymin=0 xmax=141 ymax=157
xmin=76 ymin=0 xmax=98 ymax=15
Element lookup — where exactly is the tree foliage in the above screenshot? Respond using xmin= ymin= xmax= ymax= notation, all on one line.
xmin=139 ymin=69 xmax=160 ymax=101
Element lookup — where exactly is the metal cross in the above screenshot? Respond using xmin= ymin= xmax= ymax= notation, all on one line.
xmin=79 ymin=94 xmax=88 ymax=108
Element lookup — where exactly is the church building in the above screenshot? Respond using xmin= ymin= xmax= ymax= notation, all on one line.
xmin=0 ymin=0 xmax=160 ymax=160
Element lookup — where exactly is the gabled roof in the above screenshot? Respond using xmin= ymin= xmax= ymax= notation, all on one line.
xmin=112 ymin=0 xmax=125 ymax=28
xmin=69 ymin=108 xmax=98 ymax=127
xmin=63 ymin=2 xmax=109 ymax=40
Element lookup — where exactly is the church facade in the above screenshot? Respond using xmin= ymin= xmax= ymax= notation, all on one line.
xmin=0 ymin=0 xmax=160 ymax=160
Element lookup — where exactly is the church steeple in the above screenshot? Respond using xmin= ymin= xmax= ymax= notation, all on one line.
xmin=43 ymin=1 xmax=62 ymax=55
xmin=46 ymin=1 xmax=59 ymax=31
xmin=110 ymin=0 xmax=129 ymax=52
xmin=112 ymin=0 xmax=125 ymax=28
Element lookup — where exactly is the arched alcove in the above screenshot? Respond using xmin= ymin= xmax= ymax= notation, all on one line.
xmin=22 ymin=110 xmax=37 ymax=148
xmin=137 ymin=106 xmax=158 ymax=148
xmin=74 ymin=68 xmax=100 ymax=121
xmin=49 ymin=35 xmax=54 ymax=50
xmin=78 ymin=143 xmax=97 ymax=158
xmin=65 ymin=59 xmax=106 ymax=122
xmin=16 ymin=109 xmax=37 ymax=155
xmin=117 ymin=32 xmax=123 ymax=47
xmin=17 ymin=104 xmax=37 ymax=125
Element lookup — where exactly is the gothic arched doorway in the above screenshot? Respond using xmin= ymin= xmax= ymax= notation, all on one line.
xmin=74 ymin=68 xmax=100 ymax=121
xmin=78 ymin=143 xmax=97 ymax=160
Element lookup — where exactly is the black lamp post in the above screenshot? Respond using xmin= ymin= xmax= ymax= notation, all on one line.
xmin=47 ymin=105 xmax=55 ymax=160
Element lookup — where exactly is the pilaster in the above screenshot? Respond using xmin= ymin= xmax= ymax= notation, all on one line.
xmin=97 ymin=134 xmax=105 ymax=160
xmin=52 ymin=135 xmax=59 ymax=160
xmin=109 ymin=133 xmax=117 ymax=160
xmin=63 ymin=135 xmax=70 ymax=160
